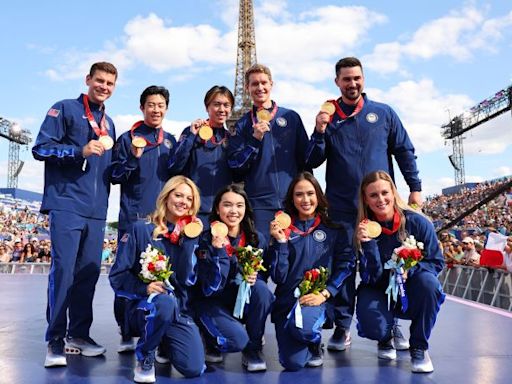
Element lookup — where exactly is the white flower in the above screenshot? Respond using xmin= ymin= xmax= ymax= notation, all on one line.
xmin=417 ymin=242 xmax=424 ymax=250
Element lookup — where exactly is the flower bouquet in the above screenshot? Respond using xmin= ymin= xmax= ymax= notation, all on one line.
xmin=298 ymin=267 xmax=329 ymax=296
xmin=233 ymin=245 xmax=266 ymax=319
xmin=384 ymin=235 xmax=424 ymax=311
xmin=139 ymin=244 xmax=173 ymax=290
xmin=289 ymin=267 xmax=330 ymax=330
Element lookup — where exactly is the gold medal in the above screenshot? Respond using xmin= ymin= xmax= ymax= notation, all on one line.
xmin=256 ymin=109 xmax=272 ymax=122
xmin=99 ymin=135 xmax=114 ymax=150
xmin=366 ymin=220 xmax=382 ymax=238
xmin=275 ymin=212 xmax=292 ymax=229
xmin=183 ymin=221 xmax=202 ymax=238
xmin=131 ymin=136 xmax=147 ymax=148
xmin=320 ymin=102 xmax=336 ymax=115
xmin=211 ymin=221 xmax=229 ymax=238
xmin=198 ymin=125 xmax=213 ymax=141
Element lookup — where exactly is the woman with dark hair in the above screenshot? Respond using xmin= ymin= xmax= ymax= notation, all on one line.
xmin=194 ymin=183 xmax=274 ymax=372
xmin=168 ymin=85 xmax=235 ymax=226
xmin=109 ymin=175 xmax=205 ymax=383
xmin=354 ymin=171 xmax=444 ymax=373
xmin=21 ymin=242 xmax=37 ymax=263
xmin=268 ymin=171 xmax=353 ymax=371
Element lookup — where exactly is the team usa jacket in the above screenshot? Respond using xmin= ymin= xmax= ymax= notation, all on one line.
xmin=168 ymin=127 xmax=232 ymax=214
xmin=267 ymin=219 xmax=354 ymax=322
xmin=32 ymin=94 xmax=115 ymax=220
xmin=359 ymin=210 xmax=445 ymax=288
xmin=111 ymin=124 xmax=176 ymax=233
xmin=306 ymin=94 xmax=421 ymax=215
xmin=227 ymin=104 xmax=310 ymax=210
xmin=109 ymin=221 xmax=199 ymax=315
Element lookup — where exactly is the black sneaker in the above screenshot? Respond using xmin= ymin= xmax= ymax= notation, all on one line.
xmin=45 ymin=338 xmax=66 ymax=367
xmin=410 ymin=348 xmax=434 ymax=373
xmin=377 ymin=338 xmax=397 ymax=360
xmin=242 ymin=349 xmax=267 ymax=372
xmin=306 ymin=343 xmax=324 ymax=367
xmin=65 ymin=336 xmax=106 ymax=357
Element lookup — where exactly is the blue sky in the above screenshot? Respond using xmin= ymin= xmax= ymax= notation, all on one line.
xmin=0 ymin=0 xmax=511 ymax=221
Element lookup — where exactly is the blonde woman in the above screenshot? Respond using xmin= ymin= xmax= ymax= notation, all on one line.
xmin=355 ymin=171 xmax=444 ymax=373
xmin=109 ymin=176 xmax=205 ymax=383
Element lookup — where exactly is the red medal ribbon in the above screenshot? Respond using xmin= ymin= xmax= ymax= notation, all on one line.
xmin=285 ymin=214 xmax=321 ymax=239
xmin=250 ymin=102 xmax=278 ymax=125
xmin=83 ymin=94 xmax=108 ymax=137
xmin=379 ymin=210 xmax=401 ymax=236
xmin=163 ymin=216 xmax=193 ymax=244
xmin=329 ymin=96 xmax=365 ymax=122
xmin=225 ymin=232 xmax=246 ymax=257
xmin=130 ymin=120 xmax=164 ymax=147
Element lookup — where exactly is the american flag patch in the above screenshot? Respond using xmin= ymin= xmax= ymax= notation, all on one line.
xmin=47 ymin=108 xmax=60 ymax=117
xmin=120 ymin=233 xmax=129 ymax=243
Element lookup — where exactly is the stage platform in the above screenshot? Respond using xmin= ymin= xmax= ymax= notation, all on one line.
xmin=1 ymin=274 xmax=511 ymax=384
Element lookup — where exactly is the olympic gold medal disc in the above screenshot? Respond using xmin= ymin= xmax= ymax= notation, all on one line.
xmin=275 ymin=212 xmax=292 ymax=229
xmin=211 ymin=221 xmax=229 ymax=238
xmin=132 ymin=136 xmax=147 ymax=148
xmin=99 ymin=135 xmax=114 ymax=150
xmin=256 ymin=109 xmax=272 ymax=122
xmin=198 ymin=125 xmax=213 ymax=141
xmin=320 ymin=102 xmax=336 ymax=115
xmin=366 ymin=220 xmax=382 ymax=238
xmin=184 ymin=221 xmax=202 ymax=238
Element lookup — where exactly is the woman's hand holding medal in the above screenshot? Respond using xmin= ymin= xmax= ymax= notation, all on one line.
xmin=211 ymin=221 xmax=229 ymax=249
xmin=358 ymin=219 xmax=382 ymax=242
xmin=270 ymin=211 xmax=291 ymax=242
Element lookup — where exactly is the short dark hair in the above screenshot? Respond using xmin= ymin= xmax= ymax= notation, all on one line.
xmin=204 ymin=85 xmax=234 ymax=108
xmin=335 ymin=57 xmax=363 ymax=77
xmin=140 ymin=85 xmax=170 ymax=107
xmin=89 ymin=62 xmax=118 ymax=80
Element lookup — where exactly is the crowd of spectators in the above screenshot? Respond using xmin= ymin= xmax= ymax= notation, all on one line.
xmin=422 ymin=176 xmax=512 ymax=273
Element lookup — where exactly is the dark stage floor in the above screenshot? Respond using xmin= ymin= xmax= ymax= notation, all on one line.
xmin=1 ymin=274 xmax=511 ymax=384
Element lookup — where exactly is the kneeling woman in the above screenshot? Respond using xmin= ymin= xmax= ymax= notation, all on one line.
xmin=355 ymin=171 xmax=444 ymax=373
xmin=268 ymin=172 xmax=353 ymax=371
xmin=109 ymin=176 xmax=205 ymax=383
xmin=194 ymin=184 xmax=274 ymax=372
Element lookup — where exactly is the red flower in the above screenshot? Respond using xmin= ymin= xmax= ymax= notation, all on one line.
xmin=311 ymin=268 xmax=320 ymax=281
xmin=148 ymin=262 xmax=155 ymax=272
xmin=304 ymin=271 xmax=312 ymax=281
xmin=411 ymin=249 xmax=422 ymax=260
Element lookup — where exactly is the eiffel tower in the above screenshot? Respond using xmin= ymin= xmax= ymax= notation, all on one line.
xmin=227 ymin=0 xmax=257 ymax=129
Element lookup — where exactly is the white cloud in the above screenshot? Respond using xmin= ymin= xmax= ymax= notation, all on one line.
xmin=367 ymin=79 xmax=473 ymax=153
xmin=493 ymin=166 xmax=512 ymax=177
xmin=460 ymin=113 xmax=512 ymax=155
xmin=366 ymin=6 xmax=512 ymax=75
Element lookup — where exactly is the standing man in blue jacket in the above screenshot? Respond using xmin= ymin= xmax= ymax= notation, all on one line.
xmin=227 ymin=64 xmax=310 ymax=240
xmin=32 ymin=61 xmax=118 ymax=368
xmin=306 ymin=57 xmax=422 ymax=352
xmin=110 ymin=85 xmax=176 ymax=352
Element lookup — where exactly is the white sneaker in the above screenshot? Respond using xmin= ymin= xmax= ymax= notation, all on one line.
xmin=377 ymin=339 xmax=397 ymax=360
xmin=392 ymin=324 xmax=410 ymax=350
xmin=411 ymin=348 xmax=434 ymax=373
xmin=134 ymin=352 xmax=156 ymax=383
xmin=45 ymin=338 xmax=67 ymax=367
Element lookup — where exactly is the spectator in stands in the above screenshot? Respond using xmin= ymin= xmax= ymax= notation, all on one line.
xmin=503 ymin=237 xmax=512 ymax=273
xmin=30 ymin=237 xmax=40 ymax=253
xmin=38 ymin=243 xmax=51 ymax=263
xmin=21 ymin=243 xmax=37 ymax=263
xmin=461 ymin=237 xmax=480 ymax=266
xmin=0 ymin=243 xmax=11 ymax=263
xmin=101 ymin=240 xmax=113 ymax=263
xmin=11 ymin=240 xmax=23 ymax=263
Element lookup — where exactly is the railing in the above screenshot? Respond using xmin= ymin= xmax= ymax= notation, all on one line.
xmin=0 ymin=262 xmax=113 ymax=275
xmin=439 ymin=265 xmax=512 ymax=311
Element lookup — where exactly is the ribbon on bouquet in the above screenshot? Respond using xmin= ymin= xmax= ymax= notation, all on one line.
xmin=286 ymin=287 xmax=303 ymax=329
xmin=384 ymin=258 xmax=408 ymax=312
xmin=233 ymin=272 xmax=251 ymax=319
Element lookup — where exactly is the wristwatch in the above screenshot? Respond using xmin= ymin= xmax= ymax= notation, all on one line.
xmin=321 ymin=289 xmax=330 ymax=299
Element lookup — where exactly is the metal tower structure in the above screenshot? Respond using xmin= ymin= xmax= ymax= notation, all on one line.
xmin=228 ymin=0 xmax=257 ymax=128
xmin=0 ymin=117 xmax=32 ymax=188
xmin=441 ymin=85 xmax=512 ymax=185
